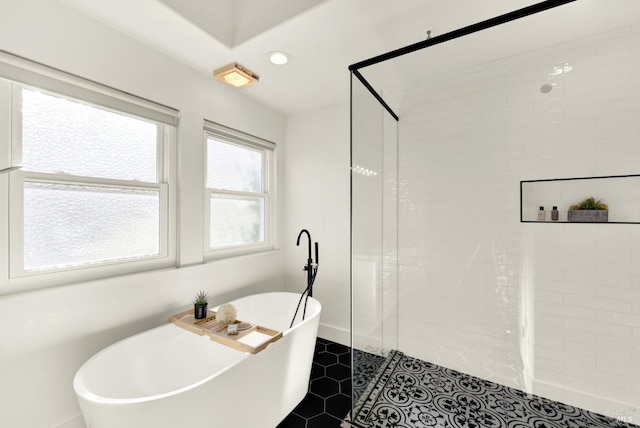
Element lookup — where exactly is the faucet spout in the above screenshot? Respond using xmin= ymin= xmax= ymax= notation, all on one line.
xmin=296 ymin=229 xmax=312 ymax=263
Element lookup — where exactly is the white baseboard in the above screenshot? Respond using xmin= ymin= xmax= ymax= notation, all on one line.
xmin=53 ymin=414 xmax=85 ymax=428
xmin=531 ymin=379 xmax=637 ymax=424
xmin=318 ymin=322 xmax=350 ymax=347
xmin=318 ymin=323 xmax=390 ymax=357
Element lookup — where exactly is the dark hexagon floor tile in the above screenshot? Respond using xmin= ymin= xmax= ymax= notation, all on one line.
xmin=311 ymin=362 xmax=325 ymax=379
xmin=293 ymin=392 xmax=325 ymax=419
xmin=307 ymin=412 xmax=343 ymax=428
xmin=310 ymin=376 xmax=340 ymax=398
xmin=340 ymin=378 xmax=352 ymax=396
xmin=326 ymin=363 xmax=351 ymax=381
xmin=327 ymin=342 xmax=349 ymax=356
xmin=282 ymin=338 xmax=355 ymax=428
xmin=326 ymin=393 xmax=352 ymax=420
xmin=276 ymin=412 xmax=307 ymax=428
xmin=315 ymin=351 xmax=339 ymax=367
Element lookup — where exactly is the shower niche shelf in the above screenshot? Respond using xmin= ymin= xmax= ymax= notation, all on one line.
xmin=520 ymin=174 xmax=640 ymax=224
xmin=169 ymin=309 xmax=283 ymax=354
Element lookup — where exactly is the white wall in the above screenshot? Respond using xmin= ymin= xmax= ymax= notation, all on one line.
xmin=283 ymin=102 xmax=351 ymax=345
xmin=390 ymin=23 xmax=640 ymax=418
xmin=0 ymin=1 xmax=286 ymax=427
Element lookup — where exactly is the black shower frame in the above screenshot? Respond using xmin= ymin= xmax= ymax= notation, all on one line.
xmin=348 ymin=0 xmax=577 ymax=121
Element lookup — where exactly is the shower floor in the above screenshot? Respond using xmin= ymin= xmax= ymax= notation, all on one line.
xmin=347 ymin=350 xmax=638 ymax=428
xmin=278 ymin=338 xmax=638 ymax=428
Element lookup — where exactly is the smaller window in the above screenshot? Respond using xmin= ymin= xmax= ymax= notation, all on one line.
xmin=204 ymin=122 xmax=275 ymax=258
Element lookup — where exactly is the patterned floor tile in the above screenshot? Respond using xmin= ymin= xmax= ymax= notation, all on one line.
xmin=348 ymin=352 xmax=639 ymax=428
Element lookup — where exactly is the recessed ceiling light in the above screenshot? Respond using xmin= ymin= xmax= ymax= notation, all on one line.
xmin=268 ymin=51 xmax=290 ymax=65
xmin=213 ymin=63 xmax=259 ymax=88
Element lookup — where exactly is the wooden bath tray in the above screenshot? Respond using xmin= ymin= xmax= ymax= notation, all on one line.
xmin=169 ymin=309 xmax=283 ymax=354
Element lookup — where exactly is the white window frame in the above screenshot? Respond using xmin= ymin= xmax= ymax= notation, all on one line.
xmin=203 ymin=121 xmax=276 ymax=259
xmin=0 ymin=52 xmax=178 ymax=293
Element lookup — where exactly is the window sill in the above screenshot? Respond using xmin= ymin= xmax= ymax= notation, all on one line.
xmin=203 ymin=246 xmax=280 ymax=263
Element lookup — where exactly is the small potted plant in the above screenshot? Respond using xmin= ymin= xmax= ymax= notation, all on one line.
xmin=568 ymin=196 xmax=608 ymax=222
xmin=193 ymin=290 xmax=209 ymax=319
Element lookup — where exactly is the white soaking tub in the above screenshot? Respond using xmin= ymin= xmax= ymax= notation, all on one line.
xmin=73 ymin=292 xmax=321 ymax=428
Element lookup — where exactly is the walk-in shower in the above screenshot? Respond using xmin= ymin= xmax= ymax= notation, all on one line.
xmin=349 ymin=0 xmax=640 ymax=425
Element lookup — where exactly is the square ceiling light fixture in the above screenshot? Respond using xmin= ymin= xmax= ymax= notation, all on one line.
xmin=213 ymin=63 xmax=259 ymax=88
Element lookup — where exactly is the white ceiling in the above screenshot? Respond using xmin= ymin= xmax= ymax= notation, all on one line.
xmin=59 ymin=0 xmax=640 ymax=115
xmin=157 ymin=0 xmax=330 ymax=48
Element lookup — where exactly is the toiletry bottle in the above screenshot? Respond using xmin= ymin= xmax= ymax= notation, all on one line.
xmin=551 ymin=206 xmax=559 ymax=221
xmin=537 ymin=206 xmax=545 ymax=221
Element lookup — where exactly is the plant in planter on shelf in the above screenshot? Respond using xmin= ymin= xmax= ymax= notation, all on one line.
xmin=193 ymin=290 xmax=210 ymax=319
xmin=568 ymin=196 xmax=609 ymax=222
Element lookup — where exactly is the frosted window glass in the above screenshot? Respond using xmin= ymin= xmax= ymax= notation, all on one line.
xmin=23 ymin=182 xmax=160 ymax=270
xmin=206 ymin=138 xmax=262 ymax=192
xmin=210 ymin=196 xmax=264 ymax=247
xmin=21 ymin=89 xmax=158 ymax=182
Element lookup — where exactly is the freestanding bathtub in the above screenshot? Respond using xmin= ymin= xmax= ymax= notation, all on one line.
xmin=74 ymin=292 xmax=321 ymax=428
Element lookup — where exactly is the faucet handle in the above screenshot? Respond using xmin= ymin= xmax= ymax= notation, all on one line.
xmin=315 ymin=242 xmax=319 ymax=265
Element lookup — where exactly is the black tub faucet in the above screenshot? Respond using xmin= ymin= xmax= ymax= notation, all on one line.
xmin=296 ymin=229 xmax=319 ymax=297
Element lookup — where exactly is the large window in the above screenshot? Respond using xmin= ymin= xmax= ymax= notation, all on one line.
xmin=204 ymin=121 xmax=275 ymax=258
xmin=0 ymin=53 xmax=177 ymax=290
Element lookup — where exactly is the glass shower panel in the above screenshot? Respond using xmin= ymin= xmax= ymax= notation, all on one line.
xmin=350 ymin=72 xmax=398 ymax=419
xmin=351 ymin=74 xmax=384 ymax=355
xmin=351 ymin=1 xmax=640 ymax=417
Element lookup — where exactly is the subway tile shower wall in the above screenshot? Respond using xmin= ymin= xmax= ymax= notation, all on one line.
xmin=384 ymin=24 xmax=640 ymax=418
